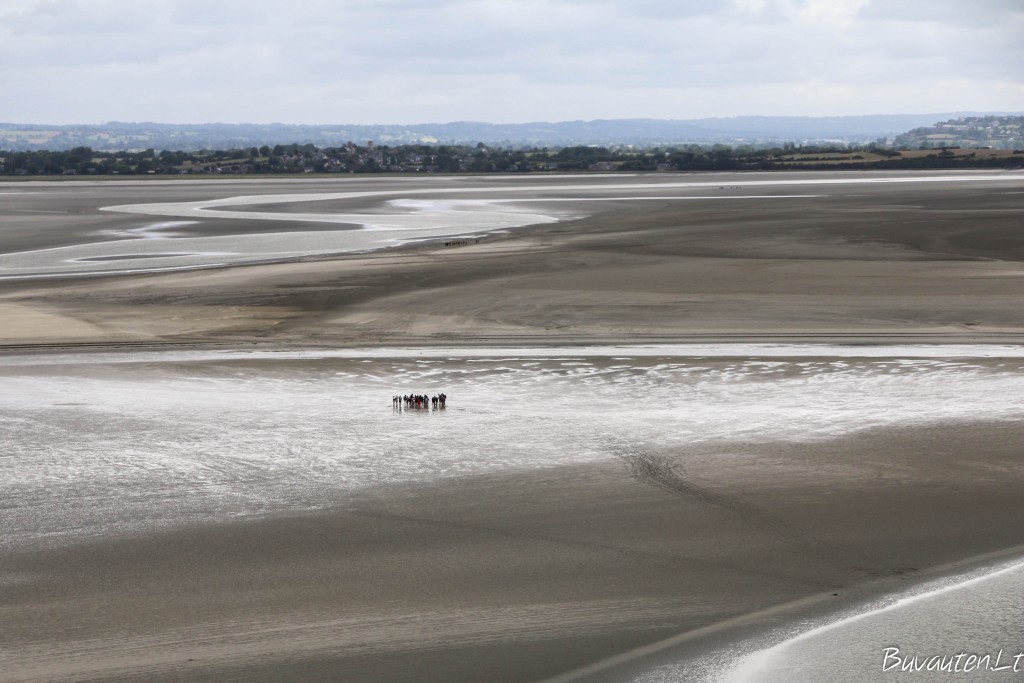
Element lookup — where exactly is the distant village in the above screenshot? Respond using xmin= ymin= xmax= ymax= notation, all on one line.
xmin=2 ymin=116 xmax=1021 ymax=177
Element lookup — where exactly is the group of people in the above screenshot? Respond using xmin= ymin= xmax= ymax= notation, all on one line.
xmin=393 ymin=393 xmax=447 ymax=410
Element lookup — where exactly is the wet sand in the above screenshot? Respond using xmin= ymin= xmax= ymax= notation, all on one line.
xmin=3 ymin=419 xmax=1024 ymax=682
xmin=2 ymin=171 xmax=1024 ymax=681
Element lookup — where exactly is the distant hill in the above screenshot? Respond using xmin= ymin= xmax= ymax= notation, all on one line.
xmin=1 ymin=114 xmax=1018 ymax=151
xmin=894 ymin=115 xmax=1024 ymax=150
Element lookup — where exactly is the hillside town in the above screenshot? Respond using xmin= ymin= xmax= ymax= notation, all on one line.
xmin=894 ymin=115 xmax=1023 ymax=149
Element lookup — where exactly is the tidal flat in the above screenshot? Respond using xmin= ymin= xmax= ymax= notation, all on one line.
xmin=2 ymin=171 xmax=1024 ymax=682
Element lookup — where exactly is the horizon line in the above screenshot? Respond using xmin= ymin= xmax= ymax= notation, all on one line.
xmin=3 ymin=111 xmax=1022 ymax=128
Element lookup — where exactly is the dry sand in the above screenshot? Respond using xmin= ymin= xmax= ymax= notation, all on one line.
xmin=2 ymin=172 xmax=1024 ymax=681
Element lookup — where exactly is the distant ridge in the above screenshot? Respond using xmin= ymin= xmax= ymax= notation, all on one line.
xmin=1 ymin=113 xmax=1018 ymax=151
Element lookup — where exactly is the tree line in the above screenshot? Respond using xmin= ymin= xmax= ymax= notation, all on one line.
xmin=1 ymin=141 xmax=1021 ymax=177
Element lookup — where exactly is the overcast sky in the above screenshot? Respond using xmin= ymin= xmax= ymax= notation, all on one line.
xmin=2 ymin=0 xmax=1022 ymax=125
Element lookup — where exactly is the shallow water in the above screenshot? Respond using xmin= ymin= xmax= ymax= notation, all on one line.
xmin=3 ymin=346 xmax=1024 ymax=552
xmin=721 ymin=560 xmax=1024 ymax=682
xmin=627 ymin=558 xmax=1024 ymax=683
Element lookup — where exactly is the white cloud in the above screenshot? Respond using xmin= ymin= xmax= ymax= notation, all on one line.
xmin=0 ymin=0 xmax=1021 ymax=123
